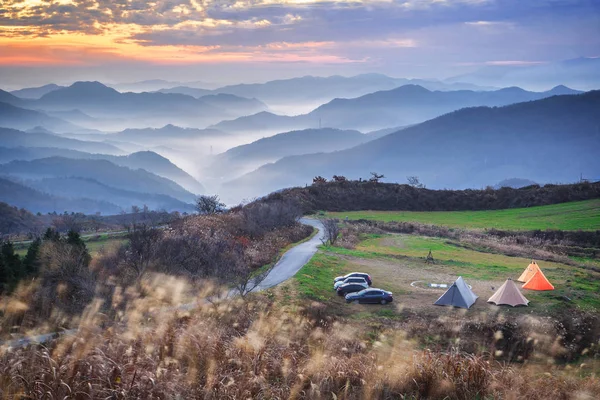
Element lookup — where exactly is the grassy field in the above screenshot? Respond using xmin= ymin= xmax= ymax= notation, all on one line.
xmin=292 ymin=233 xmax=600 ymax=317
xmin=323 ymin=199 xmax=600 ymax=231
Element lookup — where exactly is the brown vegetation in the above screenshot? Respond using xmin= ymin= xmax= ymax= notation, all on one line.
xmin=0 ymin=279 xmax=598 ymax=399
xmin=260 ymin=181 xmax=600 ymax=214
xmin=0 ymin=199 xmax=311 ymax=336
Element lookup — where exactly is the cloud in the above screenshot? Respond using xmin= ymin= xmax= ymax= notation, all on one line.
xmin=0 ymin=0 xmax=598 ymax=74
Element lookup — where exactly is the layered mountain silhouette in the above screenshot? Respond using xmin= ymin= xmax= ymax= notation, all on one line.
xmin=0 ymin=157 xmax=196 ymax=204
xmin=208 ymin=74 xmax=494 ymax=106
xmin=157 ymin=86 xmax=215 ymax=98
xmin=0 ymin=127 xmax=124 ymax=154
xmin=0 ymin=177 xmax=122 ymax=215
xmin=0 ymin=102 xmax=79 ymax=132
xmin=207 ymin=128 xmax=373 ymax=180
xmin=211 ymin=84 xmax=584 ymax=133
xmin=116 ymin=124 xmax=227 ymax=145
xmin=0 ymin=147 xmax=204 ymax=194
xmin=447 ymin=57 xmax=600 ymax=90
xmin=222 ymin=91 xmax=600 ymax=202
xmin=10 ymin=84 xmax=65 ymax=99
xmin=25 ymin=177 xmax=195 ymax=213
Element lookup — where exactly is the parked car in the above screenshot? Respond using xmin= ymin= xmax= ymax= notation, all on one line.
xmin=333 ymin=272 xmax=372 ymax=286
xmin=333 ymin=277 xmax=368 ymax=290
xmin=336 ymin=282 xmax=369 ymax=296
xmin=345 ymin=288 xmax=393 ymax=304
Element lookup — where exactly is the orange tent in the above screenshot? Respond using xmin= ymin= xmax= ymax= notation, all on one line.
xmin=522 ymin=268 xmax=554 ymax=291
xmin=517 ymin=260 xmax=540 ymax=283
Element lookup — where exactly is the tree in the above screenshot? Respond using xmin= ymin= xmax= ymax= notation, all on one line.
xmin=332 ymin=175 xmax=347 ymax=182
xmin=313 ymin=176 xmax=327 ymax=184
xmin=196 ymin=195 xmax=226 ymax=215
xmin=407 ymin=176 xmax=425 ymax=188
xmin=0 ymin=241 xmax=23 ymax=292
xmin=43 ymin=227 xmax=60 ymax=242
xmin=121 ymin=224 xmax=163 ymax=281
xmin=322 ymin=219 xmax=340 ymax=246
xmin=23 ymin=237 xmax=42 ymax=276
xmin=370 ymin=172 xmax=385 ymax=183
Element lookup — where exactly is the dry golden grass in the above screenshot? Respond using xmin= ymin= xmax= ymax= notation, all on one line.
xmin=0 ymin=274 xmax=598 ymax=399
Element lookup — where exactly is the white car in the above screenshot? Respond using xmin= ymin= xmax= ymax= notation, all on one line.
xmin=333 ymin=276 xmax=368 ymax=290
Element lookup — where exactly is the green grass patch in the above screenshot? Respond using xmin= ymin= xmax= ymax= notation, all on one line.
xmin=341 ymin=234 xmax=600 ymax=311
xmin=323 ymin=199 xmax=600 ymax=231
xmin=294 ymin=253 xmax=349 ymax=302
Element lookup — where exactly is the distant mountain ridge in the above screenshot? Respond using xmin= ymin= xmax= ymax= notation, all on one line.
xmin=0 ymin=101 xmax=80 ymax=132
xmin=0 ymin=176 xmax=122 ymax=215
xmin=0 ymin=157 xmax=196 ymax=203
xmin=210 ymin=84 xmax=583 ymax=133
xmin=0 ymin=147 xmax=204 ymax=194
xmin=221 ymin=91 xmax=600 ymax=202
xmin=207 ymin=128 xmax=372 ymax=180
xmin=0 ymin=127 xmax=124 ymax=155
xmin=446 ymin=57 xmax=600 ymax=91
xmin=10 ymin=84 xmax=65 ymax=99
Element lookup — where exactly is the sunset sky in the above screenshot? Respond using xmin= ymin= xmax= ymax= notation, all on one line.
xmin=1 ymin=0 xmax=599 ymax=88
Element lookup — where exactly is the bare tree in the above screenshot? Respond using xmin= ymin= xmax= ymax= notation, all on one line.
xmin=332 ymin=175 xmax=347 ymax=182
xmin=52 ymin=213 xmax=83 ymax=233
xmin=369 ymin=172 xmax=385 ymax=183
xmin=196 ymin=195 xmax=226 ymax=215
xmin=322 ymin=219 xmax=340 ymax=246
xmin=120 ymin=224 xmax=163 ymax=281
xmin=407 ymin=176 xmax=425 ymax=188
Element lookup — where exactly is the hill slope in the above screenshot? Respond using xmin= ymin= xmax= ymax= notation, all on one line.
xmin=0 ymin=128 xmax=124 ymax=155
xmin=26 ymin=177 xmax=195 ymax=213
xmin=306 ymin=84 xmax=583 ymax=130
xmin=0 ymin=147 xmax=204 ymax=194
xmin=0 ymin=102 xmax=79 ymax=132
xmin=10 ymin=84 xmax=65 ymax=99
xmin=0 ymin=157 xmax=195 ymax=203
xmin=207 ymin=128 xmax=372 ymax=179
xmin=0 ymin=177 xmax=121 ymax=215
xmin=223 ymin=91 xmax=600 ymax=202
xmin=210 ymin=85 xmax=582 ymax=133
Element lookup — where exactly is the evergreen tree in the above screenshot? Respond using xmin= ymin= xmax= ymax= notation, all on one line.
xmin=23 ymin=237 xmax=42 ymax=276
xmin=66 ymin=230 xmax=91 ymax=267
xmin=43 ymin=227 xmax=60 ymax=242
xmin=0 ymin=250 xmax=8 ymax=293
xmin=0 ymin=241 xmax=23 ymax=291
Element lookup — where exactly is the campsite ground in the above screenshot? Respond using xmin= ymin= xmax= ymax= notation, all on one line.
xmin=286 ymin=231 xmax=600 ymax=320
xmin=322 ymin=199 xmax=600 ymax=231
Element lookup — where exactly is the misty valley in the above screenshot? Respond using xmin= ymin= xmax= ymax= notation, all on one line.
xmin=1 ymin=68 xmax=599 ymax=216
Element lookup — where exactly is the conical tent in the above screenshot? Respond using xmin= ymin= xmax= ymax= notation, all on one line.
xmin=488 ymin=278 xmax=529 ymax=307
xmin=522 ymin=268 xmax=554 ymax=291
xmin=517 ymin=260 xmax=540 ymax=283
xmin=434 ymin=276 xmax=478 ymax=309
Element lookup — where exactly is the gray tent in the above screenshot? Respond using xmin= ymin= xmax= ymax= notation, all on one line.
xmin=434 ymin=276 xmax=478 ymax=309
xmin=488 ymin=278 xmax=529 ymax=307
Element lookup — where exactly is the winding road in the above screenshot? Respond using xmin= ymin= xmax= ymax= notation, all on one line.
xmin=253 ymin=218 xmax=324 ymax=292
xmin=2 ymin=219 xmax=324 ymax=349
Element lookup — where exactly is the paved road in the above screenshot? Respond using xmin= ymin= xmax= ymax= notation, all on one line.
xmin=253 ymin=218 xmax=324 ymax=292
xmin=2 ymin=219 xmax=324 ymax=349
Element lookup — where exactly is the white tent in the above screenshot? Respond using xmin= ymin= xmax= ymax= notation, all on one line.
xmin=434 ymin=276 xmax=478 ymax=309
xmin=488 ymin=278 xmax=529 ymax=307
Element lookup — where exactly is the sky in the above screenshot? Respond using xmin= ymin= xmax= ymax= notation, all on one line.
xmin=1 ymin=0 xmax=599 ymax=88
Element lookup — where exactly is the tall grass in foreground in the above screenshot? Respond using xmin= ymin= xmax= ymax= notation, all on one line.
xmin=1 ymin=274 xmax=598 ymax=399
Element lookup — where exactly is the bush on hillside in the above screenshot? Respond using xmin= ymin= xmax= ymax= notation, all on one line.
xmin=257 ymin=181 xmax=600 ymax=214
